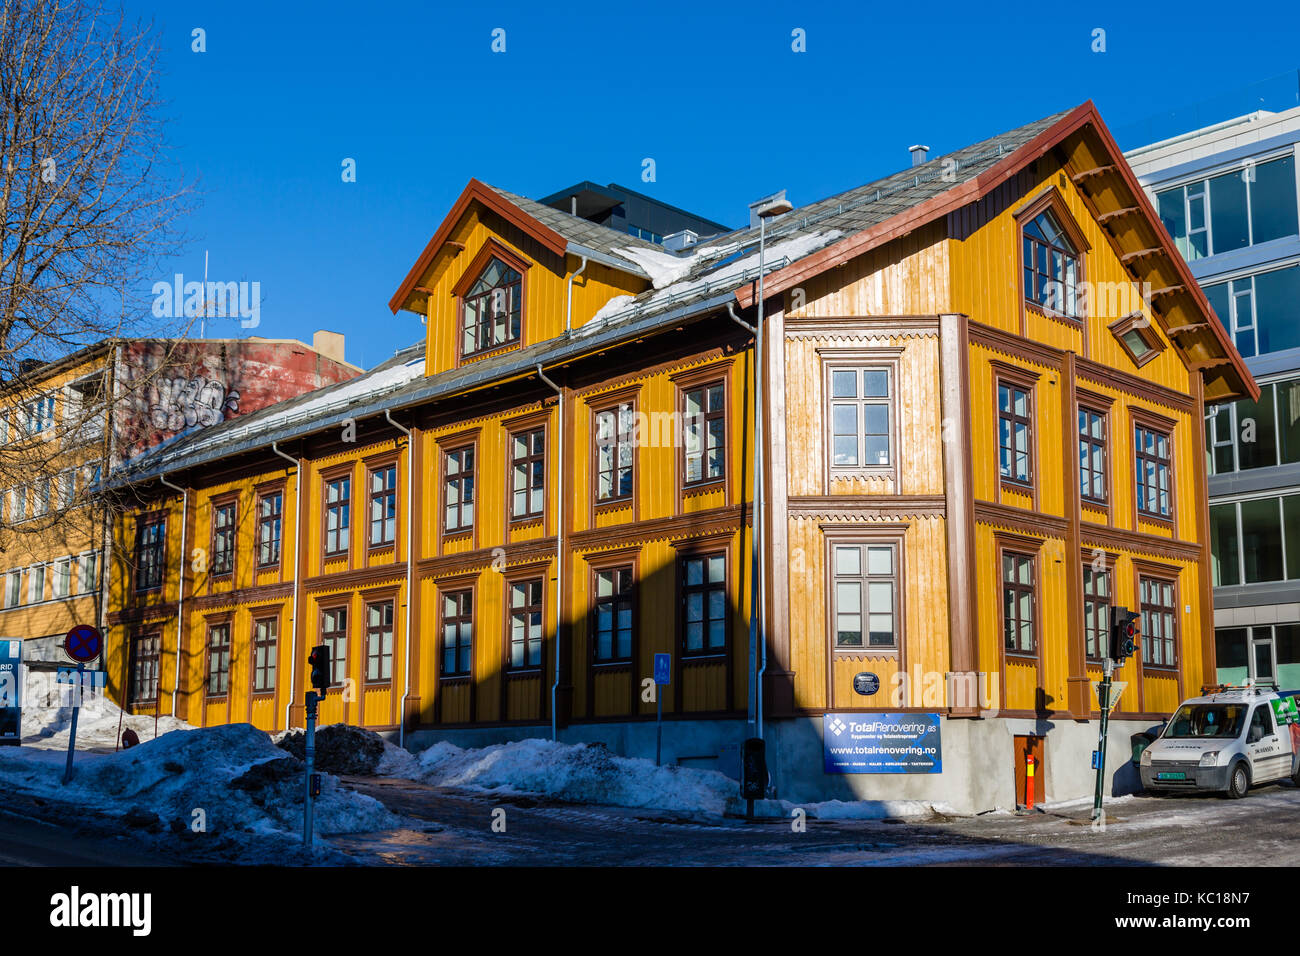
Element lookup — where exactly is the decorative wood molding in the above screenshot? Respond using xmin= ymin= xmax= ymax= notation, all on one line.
xmin=790 ymin=495 xmax=945 ymax=520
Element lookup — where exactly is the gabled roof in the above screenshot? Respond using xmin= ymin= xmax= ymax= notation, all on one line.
xmin=388 ymin=179 xmax=665 ymax=315
xmin=121 ymin=102 xmax=1257 ymax=488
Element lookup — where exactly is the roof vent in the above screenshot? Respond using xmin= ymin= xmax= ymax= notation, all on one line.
xmin=909 ymin=145 xmax=930 ymax=167
xmin=662 ymin=229 xmax=699 ymax=253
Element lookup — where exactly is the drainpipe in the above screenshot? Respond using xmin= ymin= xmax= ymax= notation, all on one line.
xmin=385 ymin=409 xmax=415 ymax=749
xmin=272 ymin=441 xmax=302 ymax=730
xmin=158 ymin=474 xmax=188 ymax=725
xmin=728 ymin=302 xmax=765 ymax=738
xmin=565 ymin=256 xmax=588 ymax=333
xmin=536 ymin=363 xmax=564 ymax=743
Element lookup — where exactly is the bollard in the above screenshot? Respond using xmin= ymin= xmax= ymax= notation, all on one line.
xmin=1025 ymin=753 xmax=1036 ymax=811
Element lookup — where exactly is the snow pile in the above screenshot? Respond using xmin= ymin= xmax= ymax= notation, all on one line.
xmin=0 ymin=723 xmax=400 ymax=841
xmin=21 ymin=691 xmax=193 ymax=751
xmin=615 ymin=246 xmax=697 ymax=289
xmin=412 ymin=738 xmax=738 ymax=815
xmin=276 ymin=723 xmax=418 ymax=778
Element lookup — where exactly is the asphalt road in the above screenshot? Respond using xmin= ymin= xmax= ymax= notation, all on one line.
xmin=330 ymin=776 xmax=1300 ymax=866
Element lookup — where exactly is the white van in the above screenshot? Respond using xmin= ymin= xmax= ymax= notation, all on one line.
xmin=1139 ymin=685 xmax=1300 ymax=798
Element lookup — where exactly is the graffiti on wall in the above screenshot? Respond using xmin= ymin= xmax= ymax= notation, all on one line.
xmin=146 ymin=376 xmax=240 ymax=431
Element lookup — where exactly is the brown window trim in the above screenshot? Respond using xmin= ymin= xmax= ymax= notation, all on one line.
xmin=1108 ymin=311 xmax=1165 ymax=369
xmin=366 ymin=457 xmax=400 ymax=551
xmin=504 ymin=573 xmax=546 ymax=673
xmin=674 ymin=539 xmax=730 ymax=660
xmin=1077 ymin=404 xmax=1110 ymax=507
xmin=992 ymin=361 xmax=1041 ymax=496
xmin=1081 ymin=560 xmax=1112 ymax=663
xmin=591 ymin=392 xmax=638 ymax=509
xmin=677 ymin=375 xmax=727 ymax=491
xmin=818 ymin=349 xmax=902 ymax=489
xmin=1131 ymin=406 xmax=1178 ymax=528
xmin=363 ymin=597 xmax=396 ymax=685
xmin=319 ymin=602 xmax=350 ymax=693
xmin=209 ymin=494 xmax=238 ymax=579
xmin=995 ymin=532 xmax=1043 ymax=660
xmin=441 ymin=442 xmax=476 ymax=536
xmin=1134 ymin=561 xmax=1181 ymax=672
xmin=204 ymin=616 xmax=232 ymax=700
xmin=250 ymin=615 xmax=279 ymax=696
xmin=129 ymin=631 xmax=162 ymax=705
xmin=589 ymin=559 xmax=636 ymax=667
xmin=1014 ymin=186 xmax=1091 ymax=329
xmin=133 ymin=512 xmax=167 ymax=594
xmin=321 ymin=466 xmax=353 ymax=560
xmin=254 ymin=483 xmax=286 ymax=570
xmin=452 ymin=238 xmax=532 ymax=365
xmin=508 ymin=424 xmax=547 ymax=524
xmin=440 ymin=585 xmax=474 ymax=679
xmin=822 ymin=525 xmax=907 ymax=658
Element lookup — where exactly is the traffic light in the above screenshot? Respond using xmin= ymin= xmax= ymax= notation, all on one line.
xmin=308 ymin=644 xmax=331 ymax=693
xmin=1109 ymin=607 xmax=1140 ymax=664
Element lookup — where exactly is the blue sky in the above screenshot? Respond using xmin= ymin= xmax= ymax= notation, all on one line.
xmin=133 ymin=0 xmax=1300 ymax=370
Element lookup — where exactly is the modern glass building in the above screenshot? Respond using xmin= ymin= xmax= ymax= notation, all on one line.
xmin=1128 ymin=106 xmax=1300 ymax=689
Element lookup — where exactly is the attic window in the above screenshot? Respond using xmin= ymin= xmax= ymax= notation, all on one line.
xmin=1023 ymin=207 xmax=1082 ymax=319
xmin=1109 ymin=312 xmax=1164 ymax=368
xmin=462 ymin=257 xmax=522 ymax=356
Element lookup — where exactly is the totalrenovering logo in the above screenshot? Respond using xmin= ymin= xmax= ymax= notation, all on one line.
xmin=828 ymin=717 xmax=847 ymax=737
xmin=152 ymin=273 xmax=261 ymax=328
xmin=49 ymin=886 xmax=151 ymax=936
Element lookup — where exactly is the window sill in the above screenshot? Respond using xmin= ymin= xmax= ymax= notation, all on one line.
xmin=594 ymin=497 xmax=633 ymax=513
xmin=363 ymin=679 xmax=394 ymax=688
xmin=683 ymin=478 xmax=725 ymax=493
xmin=681 ymin=650 xmax=728 ymax=661
xmin=255 ymin=561 xmax=281 ymax=572
xmin=1025 ymin=302 xmax=1083 ymax=327
xmin=1140 ymin=663 xmax=1179 ymax=673
xmin=322 ymin=551 xmax=349 ymax=561
xmin=441 ymin=529 xmax=472 ymax=542
xmin=460 ymin=341 xmax=522 ymax=365
xmin=367 ymin=543 xmax=397 ymax=553
xmin=508 ymin=515 xmax=544 ymax=528
xmin=439 ymin=673 xmax=472 ymax=682
xmin=832 ymin=646 xmax=899 ymax=656
xmin=592 ymin=659 xmax=633 ymax=668
xmin=1005 ymin=650 xmax=1038 ymax=661
xmin=504 ymin=668 xmax=543 ymax=677
xmin=251 ymin=691 xmax=275 ymax=699
xmin=1136 ymin=511 xmax=1174 ymax=526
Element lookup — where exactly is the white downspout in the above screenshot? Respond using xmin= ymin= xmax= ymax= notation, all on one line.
xmin=537 ymin=362 xmax=564 ymax=744
xmin=385 ymin=409 xmax=415 ymax=749
xmin=565 ymin=256 xmax=588 ymax=333
xmin=272 ymin=441 xmax=302 ymax=730
xmin=158 ymin=474 xmax=187 ymax=722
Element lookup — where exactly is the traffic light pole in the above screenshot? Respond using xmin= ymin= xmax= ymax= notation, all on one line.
xmin=303 ymin=690 xmax=318 ymax=847
xmin=1091 ymin=657 xmax=1113 ymax=822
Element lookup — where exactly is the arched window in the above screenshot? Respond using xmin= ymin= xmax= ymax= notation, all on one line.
xmin=462 ymin=258 xmax=522 ymax=355
xmin=1023 ymin=208 xmax=1081 ymax=319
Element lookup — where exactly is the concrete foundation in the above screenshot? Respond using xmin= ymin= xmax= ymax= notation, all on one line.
xmin=400 ymin=712 xmax=1165 ymax=815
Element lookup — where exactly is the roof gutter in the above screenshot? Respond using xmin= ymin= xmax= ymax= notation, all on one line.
xmin=271 ymin=441 xmax=302 ymax=730
xmin=385 ymin=409 xmax=416 ymax=749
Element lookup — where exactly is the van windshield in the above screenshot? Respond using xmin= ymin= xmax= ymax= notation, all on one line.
xmin=1163 ymin=703 xmax=1247 ymax=739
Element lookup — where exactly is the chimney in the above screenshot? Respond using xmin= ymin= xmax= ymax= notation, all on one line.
xmin=662 ymin=229 xmax=699 ymax=253
xmin=313 ymin=329 xmax=345 ymax=364
xmin=909 ymin=145 xmax=930 ymax=167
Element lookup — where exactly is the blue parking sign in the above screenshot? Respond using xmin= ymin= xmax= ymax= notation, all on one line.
xmin=653 ymin=653 xmax=671 ymax=685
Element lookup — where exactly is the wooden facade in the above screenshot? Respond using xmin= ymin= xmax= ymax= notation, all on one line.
xmin=106 ymin=103 xmax=1254 ymax=748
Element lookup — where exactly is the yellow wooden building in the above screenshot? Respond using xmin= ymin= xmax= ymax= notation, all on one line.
xmin=106 ymin=103 xmax=1253 ymax=812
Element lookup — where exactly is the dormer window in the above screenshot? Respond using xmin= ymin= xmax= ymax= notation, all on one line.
xmin=1023 ymin=207 xmax=1081 ymax=319
xmin=462 ymin=257 xmax=522 ymax=356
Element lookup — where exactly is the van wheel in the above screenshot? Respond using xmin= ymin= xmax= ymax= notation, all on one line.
xmin=1227 ymin=763 xmax=1250 ymax=799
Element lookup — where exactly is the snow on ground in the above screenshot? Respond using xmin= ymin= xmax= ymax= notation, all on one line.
xmin=0 ymin=722 xmax=402 ymax=862
xmin=789 ymin=798 xmax=961 ymax=820
xmin=409 ymin=738 xmax=739 ymax=815
xmin=21 ymin=691 xmax=193 ymax=752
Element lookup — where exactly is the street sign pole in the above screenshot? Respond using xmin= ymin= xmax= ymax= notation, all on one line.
xmin=62 ymin=662 xmax=84 ymax=785
xmin=303 ymin=690 xmax=318 ymax=846
xmin=653 ymin=653 xmax=670 ymax=768
xmin=1092 ymin=656 xmax=1113 ymax=821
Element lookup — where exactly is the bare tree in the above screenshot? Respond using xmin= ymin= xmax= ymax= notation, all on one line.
xmin=0 ymin=0 xmax=195 ymax=554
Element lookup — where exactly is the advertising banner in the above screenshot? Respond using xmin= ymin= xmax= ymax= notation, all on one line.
xmin=823 ymin=713 xmax=942 ymax=773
